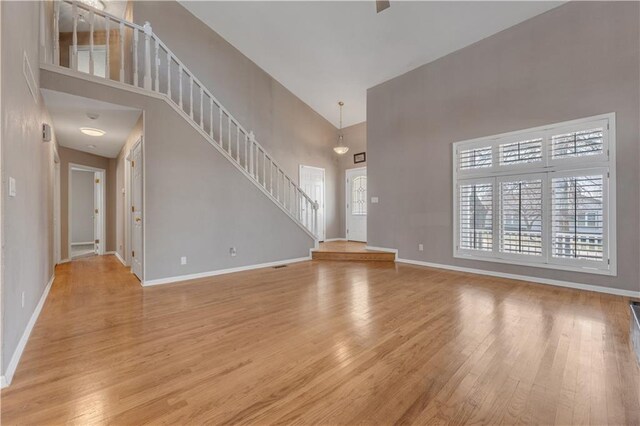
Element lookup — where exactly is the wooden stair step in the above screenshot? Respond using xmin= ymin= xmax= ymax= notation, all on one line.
xmin=311 ymin=250 xmax=395 ymax=262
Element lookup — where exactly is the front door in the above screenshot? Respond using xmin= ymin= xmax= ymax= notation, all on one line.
xmin=131 ymin=140 xmax=143 ymax=280
xmin=346 ymin=167 xmax=367 ymax=242
xmin=299 ymin=165 xmax=325 ymax=241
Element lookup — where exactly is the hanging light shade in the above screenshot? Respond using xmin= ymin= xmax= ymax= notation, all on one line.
xmin=334 ymin=101 xmax=349 ymax=155
xmin=78 ymin=0 xmax=106 ymax=11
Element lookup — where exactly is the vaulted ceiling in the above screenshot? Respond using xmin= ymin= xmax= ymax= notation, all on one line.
xmin=181 ymin=1 xmax=562 ymax=127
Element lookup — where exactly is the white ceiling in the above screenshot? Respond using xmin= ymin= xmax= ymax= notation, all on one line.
xmin=181 ymin=1 xmax=562 ymax=128
xmin=41 ymin=89 xmax=141 ymax=158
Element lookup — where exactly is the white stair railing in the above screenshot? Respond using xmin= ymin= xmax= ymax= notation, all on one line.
xmin=53 ymin=0 xmax=319 ymax=238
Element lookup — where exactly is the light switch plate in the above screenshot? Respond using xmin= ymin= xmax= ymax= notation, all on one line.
xmin=180 ymin=256 xmax=187 ymax=265
xmin=8 ymin=177 xmax=16 ymax=197
xmin=371 ymin=196 xmax=379 ymax=204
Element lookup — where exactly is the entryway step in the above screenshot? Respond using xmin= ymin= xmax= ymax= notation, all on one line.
xmin=312 ymin=241 xmax=395 ymax=262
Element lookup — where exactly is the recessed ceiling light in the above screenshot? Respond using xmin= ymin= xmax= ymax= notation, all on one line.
xmin=80 ymin=127 xmax=106 ymax=137
xmin=87 ymin=144 xmax=97 ymax=149
xmin=87 ymin=112 xmax=100 ymax=120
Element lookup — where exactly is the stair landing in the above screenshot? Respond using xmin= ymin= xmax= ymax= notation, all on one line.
xmin=312 ymin=241 xmax=395 ymax=262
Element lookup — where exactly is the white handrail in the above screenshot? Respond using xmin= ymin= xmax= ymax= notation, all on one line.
xmin=55 ymin=0 xmax=319 ymax=238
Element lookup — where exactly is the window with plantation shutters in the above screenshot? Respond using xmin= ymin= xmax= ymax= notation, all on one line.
xmin=458 ymin=182 xmax=493 ymax=251
xmin=551 ymin=127 xmax=604 ymax=160
xmin=453 ymin=114 xmax=615 ymax=275
xmin=458 ymin=146 xmax=492 ymax=170
xmin=499 ymin=138 xmax=543 ymax=165
xmin=551 ymin=174 xmax=604 ymax=261
xmin=499 ymin=178 xmax=543 ymax=256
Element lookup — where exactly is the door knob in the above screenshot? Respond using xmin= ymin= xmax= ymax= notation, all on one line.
xmin=135 ymin=217 xmax=142 ymax=223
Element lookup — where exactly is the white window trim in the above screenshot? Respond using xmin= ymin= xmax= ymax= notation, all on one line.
xmin=452 ymin=113 xmax=616 ymax=276
xmin=456 ymin=177 xmax=495 ymax=258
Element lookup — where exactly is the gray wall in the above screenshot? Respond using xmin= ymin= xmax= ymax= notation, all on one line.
xmin=41 ymin=69 xmax=316 ymax=281
xmin=367 ymin=1 xmax=640 ymax=293
xmin=132 ymin=1 xmax=342 ymax=239
xmin=70 ymin=170 xmax=94 ymax=243
xmin=337 ymin=122 xmax=367 ymax=238
xmin=1 ymin=1 xmax=57 ymax=376
xmin=58 ymin=146 xmax=116 ymax=259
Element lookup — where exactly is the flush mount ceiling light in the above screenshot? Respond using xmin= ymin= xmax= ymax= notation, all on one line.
xmin=333 ymin=101 xmax=349 ymax=155
xmin=80 ymin=127 xmax=106 ymax=137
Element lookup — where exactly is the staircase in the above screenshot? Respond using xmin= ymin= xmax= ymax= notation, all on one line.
xmin=50 ymin=0 xmax=319 ymax=239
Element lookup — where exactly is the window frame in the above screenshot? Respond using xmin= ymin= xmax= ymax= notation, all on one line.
xmin=455 ymin=177 xmax=495 ymax=258
xmin=452 ymin=113 xmax=616 ymax=276
xmin=496 ymin=172 xmax=548 ymax=264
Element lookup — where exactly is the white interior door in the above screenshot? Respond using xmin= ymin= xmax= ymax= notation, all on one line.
xmin=299 ymin=165 xmax=325 ymax=241
xmin=131 ymin=141 xmax=143 ymax=280
xmin=346 ymin=167 xmax=367 ymax=242
xmin=93 ymin=172 xmax=103 ymax=254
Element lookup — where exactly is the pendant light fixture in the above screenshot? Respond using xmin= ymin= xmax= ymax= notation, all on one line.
xmin=334 ymin=101 xmax=349 ymax=155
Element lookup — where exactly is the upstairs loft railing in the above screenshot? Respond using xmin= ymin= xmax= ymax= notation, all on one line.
xmin=51 ymin=0 xmax=319 ymax=238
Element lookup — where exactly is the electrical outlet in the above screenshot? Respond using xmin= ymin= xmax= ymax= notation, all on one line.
xmin=418 ymin=244 xmax=424 ymax=252
xmin=21 ymin=291 xmax=25 ymax=308
xmin=180 ymin=256 xmax=187 ymax=265
xmin=230 ymin=247 xmax=237 ymax=257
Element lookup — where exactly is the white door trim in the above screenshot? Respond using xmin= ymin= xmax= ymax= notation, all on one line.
xmin=345 ymin=166 xmax=367 ymax=242
xmin=53 ymin=149 xmax=61 ymax=264
xmin=68 ymin=163 xmax=106 ymax=258
xmin=299 ymin=164 xmax=326 ymax=241
xmin=129 ymin=138 xmax=144 ymax=280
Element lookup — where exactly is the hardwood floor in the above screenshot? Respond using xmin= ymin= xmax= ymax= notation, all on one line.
xmin=2 ymin=255 xmax=639 ymax=424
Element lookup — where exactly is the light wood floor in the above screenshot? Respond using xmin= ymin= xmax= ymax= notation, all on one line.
xmin=2 ymin=255 xmax=639 ymax=424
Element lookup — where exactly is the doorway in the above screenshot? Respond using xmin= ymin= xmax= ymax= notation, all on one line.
xmin=129 ymin=139 xmax=143 ymax=280
xmin=53 ymin=152 xmax=61 ymax=264
xmin=346 ymin=167 xmax=367 ymax=242
xmin=68 ymin=164 xmax=105 ymax=259
xmin=299 ymin=165 xmax=325 ymax=241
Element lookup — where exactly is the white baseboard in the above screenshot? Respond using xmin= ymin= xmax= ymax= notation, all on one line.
xmin=396 ymin=257 xmax=640 ymax=298
xmin=58 ymin=258 xmax=70 ymax=264
xmin=365 ymin=246 xmax=398 ymax=259
xmin=142 ymin=256 xmax=311 ymax=287
xmin=324 ymin=238 xmax=347 ymax=242
xmin=1 ymin=273 xmax=55 ymax=389
xmin=113 ymin=251 xmax=127 ymax=266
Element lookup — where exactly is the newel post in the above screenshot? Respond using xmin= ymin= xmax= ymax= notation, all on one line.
xmin=143 ymin=21 xmax=153 ymax=90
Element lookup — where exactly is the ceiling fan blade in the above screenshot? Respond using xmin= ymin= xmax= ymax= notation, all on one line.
xmin=376 ymin=0 xmax=390 ymax=13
